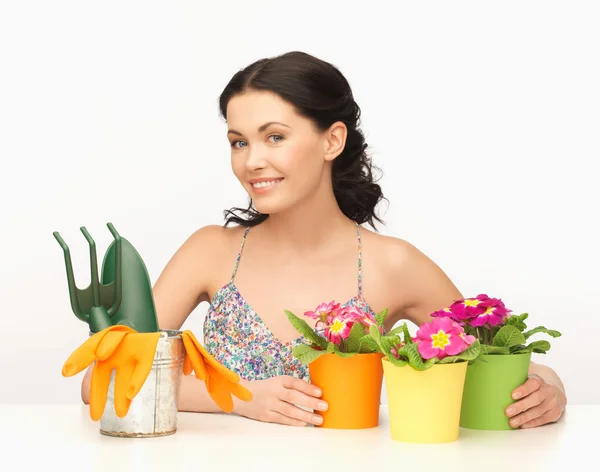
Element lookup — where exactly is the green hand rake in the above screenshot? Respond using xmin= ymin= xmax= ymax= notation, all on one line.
xmin=53 ymin=223 xmax=123 ymax=333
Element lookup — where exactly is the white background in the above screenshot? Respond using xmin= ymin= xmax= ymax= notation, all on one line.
xmin=1 ymin=1 xmax=598 ymax=406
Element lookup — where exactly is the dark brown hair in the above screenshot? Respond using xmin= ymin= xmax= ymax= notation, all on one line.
xmin=219 ymin=51 xmax=386 ymax=229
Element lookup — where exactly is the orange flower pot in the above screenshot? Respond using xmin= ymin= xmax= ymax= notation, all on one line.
xmin=308 ymin=352 xmax=384 ymax=429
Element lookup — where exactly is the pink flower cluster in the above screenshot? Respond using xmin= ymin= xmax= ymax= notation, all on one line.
xmin=390 ymin=317 xmax=476 ymax=361
xmin=431 ymin=294 xmax=511 ymax=328
xmin=304 ymin=300 xmax=378 ymax=345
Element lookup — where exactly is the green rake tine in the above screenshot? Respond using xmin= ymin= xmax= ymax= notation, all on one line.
xmin=80 ymin=226 xmax=100 ymax=307
xmin=52 ymin=231 xmax=88 ymax=323
xmin=106 ymin=222 xmax=123 ymax=317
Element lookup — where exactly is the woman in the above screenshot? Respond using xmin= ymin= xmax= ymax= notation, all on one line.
xmin=82 ymin=51 xmax=566 ymax=429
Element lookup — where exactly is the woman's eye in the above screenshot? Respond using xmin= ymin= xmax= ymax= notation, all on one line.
xmin=269 ymin=134 xmax=284 ymax=144
xmin=231 ymin=140 xmax=247 ymax=149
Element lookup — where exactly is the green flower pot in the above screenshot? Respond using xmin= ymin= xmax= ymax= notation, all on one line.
xmin=460 ymin=352 xmax=531 ymax=430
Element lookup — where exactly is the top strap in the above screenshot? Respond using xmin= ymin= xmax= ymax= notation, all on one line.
xmin=356 ymin=222 xmax=363 ymax=296
xmin=230 ymin=226 xmax=250 ymax=283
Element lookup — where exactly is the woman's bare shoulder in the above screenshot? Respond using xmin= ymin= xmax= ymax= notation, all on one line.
xmin=184 ymin=223 xmax=245 ymax=252
xmin=361 ymin=227 xmax=423 ymax=267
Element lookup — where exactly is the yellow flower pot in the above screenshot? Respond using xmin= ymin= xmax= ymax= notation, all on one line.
xmin=382 ymin=358 xmax=468 ymax=443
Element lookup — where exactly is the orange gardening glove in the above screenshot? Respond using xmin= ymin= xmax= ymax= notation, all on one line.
xmin=180 ymin=330 xmax=252 ymax=412
xmin=62 ymin=325 xmax=160 ymax=421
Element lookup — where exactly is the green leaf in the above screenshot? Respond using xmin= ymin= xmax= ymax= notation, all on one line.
xmin=284 ymin=310 xmax=328 ymax=350
xmin=291 ymin=344 xmax=328 ymax=364
xmin=464 ymin=325 xmax=478 ymax=337
xmin=510 ymin=345 xmax=531 ymax=354
xmin=369 ymin=326 xmax=408 ymax=367
xmin=525 ymin=340 xmax=551 ymax=354
xmin=345 ymin=336 xmax=360 ymax=353
xmin=334 ymin=351 xmax=359 ymax=358
xmin=369 ymin=324 xmax=398 ymax=363
xmin=358 ymin=335 xmax=380 ymax=353
xmin=387 ymin=325 xmax=404 ymax=337
xmin=398 ymin=343 xmax=428 ymax=371
xmin=386 ymin=323 xmax=412 ymax=344
xmin=346 ymin=322 xmax=365 ymax=353
xmin=382 ymin=332 xmax=402 ymax=343
xmin=437 ymin=356 xmax=462 ymax=364
xmin=493 ymin=325 xmax=526 ymax=348
xmin=523 ymin=326 xmax=562 ymax=340
xmin=505 ymin=313 xmax=529 ymax=332
xmin=481 ymin=344 xmax=511 ymax=355
xmin=438 ymin=340 xmax=481 ymax=364
xmin=386 ymin=355 xmax=408 ymax=367
xmin=402 ymin=323 xmax=413 ymax=345
xmin=369 ymin=323 xmax=382 ymax=342
xmin=375 ymin=308 xmax=388 ymax=327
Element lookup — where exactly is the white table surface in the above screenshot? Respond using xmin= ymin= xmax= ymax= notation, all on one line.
xmin=0 ymin=404 xmax=597 ymax=471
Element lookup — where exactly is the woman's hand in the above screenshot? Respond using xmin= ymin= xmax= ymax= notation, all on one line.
xmin=233 ymin=375 xmax=328 ymax=427
xmin=505 ymin=374 xmax=567 ymax=428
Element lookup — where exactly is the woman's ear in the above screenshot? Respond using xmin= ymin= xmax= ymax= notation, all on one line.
xmin=323 ymin=121 xmax=347 ymax=161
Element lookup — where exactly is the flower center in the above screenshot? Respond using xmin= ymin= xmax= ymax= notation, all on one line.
xmin=464 ymin=300 xmax=480 ymax=307
xmin=329 ymin=319 xmax=345 ymax=334
xmin=431 ymin=330 xmax=450 ymax=349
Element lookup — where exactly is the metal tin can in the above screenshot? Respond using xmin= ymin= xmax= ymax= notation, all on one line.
xmin=98 ymin=329 xmax=184 ymax=438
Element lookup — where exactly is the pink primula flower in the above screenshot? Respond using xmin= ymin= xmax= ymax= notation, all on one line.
xmin=415 ymin=317 xmax=475 ymax=360
xmin=305 ymin=301 xmax=383 ymax=344
xmin=305 ymin=300 xmax=341 ymax=330
xmin=458 ymin=331 xmax=477 ymax=345
xmin=304 ymin=300 xmax=340 ymax=323
xmin=349 ymin=306 xmax=382 ymax=332
xmin=324 ymin=312 xmax=354 ymax=344
xmin=448 ymin=296 xmax=486 ymax=321
xmin=339 ymin=306 xmax=365 ymax=323
xmin=430 ymin=306 xmax=460 ymax=322
xmin=469 ymin=295 xmax=511 ymax=327
xmin=359 ymin=309 xmax=377 ymax=327
xmin=431 ymin=294 xmax=512 ymax=328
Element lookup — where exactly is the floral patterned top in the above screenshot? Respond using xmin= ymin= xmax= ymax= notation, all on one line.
xmin=203 ymin=222 xmax=375 ymax=382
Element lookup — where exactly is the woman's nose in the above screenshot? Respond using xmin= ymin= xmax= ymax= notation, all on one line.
xmin=245 ymin=145 xmax=267 ymax=171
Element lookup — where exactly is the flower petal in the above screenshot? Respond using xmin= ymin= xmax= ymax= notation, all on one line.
xmin=418 ymin=342 xmax=441 ymax=360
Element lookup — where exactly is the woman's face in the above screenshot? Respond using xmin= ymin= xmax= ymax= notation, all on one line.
xmin=225 ymin=90 xmax=339 ymax=216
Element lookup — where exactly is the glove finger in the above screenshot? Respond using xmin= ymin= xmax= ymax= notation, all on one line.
xmin=96 ymin=330 xmax=129 ymax=361
xmin=192 ymin=338 xmax=239 ymax=383
xmin=227 ymin=378 xmax=253 ymax=402
xmin=114 ymin=361 xmax=135 ymax=418
xmin=181 ymin=333 xmax=208 ymax=380
xmin=182 ymin=330 xmax=234 ymax=382
xmin=205 ymin=370 xmax=234 ymax=413
xmin=126 ymin=333 xmax=160 ymax=400
xmin=62 ymin=327 xmax=114 ymax=377
xmin=206 ymin=363 xmax=252 ymax=403
xmin=89 ymin=362 xmax=112 ymax=421
xmin=182 ymin=352 xmax=193 ymax=376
